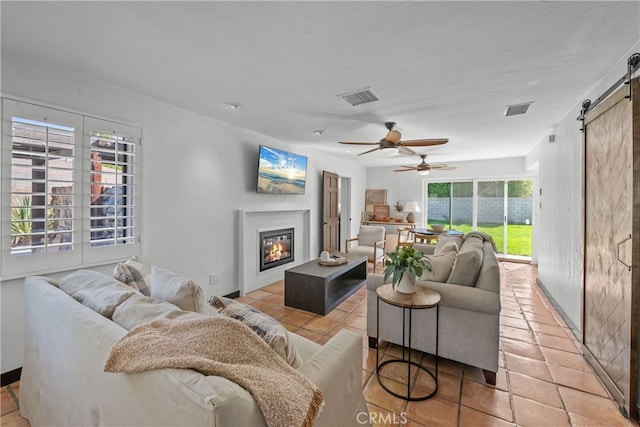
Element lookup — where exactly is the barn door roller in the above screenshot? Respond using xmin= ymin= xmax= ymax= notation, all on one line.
xmin=578 ymin=52 xmax=640 ymax=132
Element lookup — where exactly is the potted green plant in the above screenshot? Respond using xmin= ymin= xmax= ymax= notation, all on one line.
xmin=383 ymin=246 xmax=432 ymax=294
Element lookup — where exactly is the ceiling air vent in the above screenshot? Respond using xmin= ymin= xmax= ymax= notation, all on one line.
xmin=505 ymin=101 xmax=534 ymax=116
xmin=338 ymin=87 xmax=379 ymax=106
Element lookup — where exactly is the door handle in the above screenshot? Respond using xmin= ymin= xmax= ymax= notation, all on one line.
xmin=616 ymin=234 xmax=632 ymax=271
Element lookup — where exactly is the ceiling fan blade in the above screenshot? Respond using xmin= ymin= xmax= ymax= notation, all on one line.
xmin=429 ymin=165 xmax=457 ymax=170
xmin=393 ymin=168 xmax=417 ymax=172
xmin=358 ymin=146 xmax=382 ymax=156
xmin=338 ymin=141 xmax=379 ymax=145
xmin=427 ymin=163 xmax=449 ymax=168
xmin=398 ymin=146 xmax=416 ymax=156
xmin=400 ymin=138 xmax=449 ymax=147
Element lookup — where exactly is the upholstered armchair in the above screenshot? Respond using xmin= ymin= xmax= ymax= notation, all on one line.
xmin=345 ymin=225 xmax=386 ymax=273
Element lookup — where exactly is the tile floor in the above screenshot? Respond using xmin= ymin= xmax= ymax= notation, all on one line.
xmin=2 ymin=262 xmax=638 ymax=426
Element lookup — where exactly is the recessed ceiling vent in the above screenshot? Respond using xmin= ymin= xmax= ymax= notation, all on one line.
xmin=505 ymin=101 xmax=534 ymax=116
xmin=338 ymin=87 xmax=379 ymax=106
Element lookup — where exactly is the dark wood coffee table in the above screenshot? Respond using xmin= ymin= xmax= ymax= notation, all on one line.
xmin=284 ymin=254 xmax=367 ymax=315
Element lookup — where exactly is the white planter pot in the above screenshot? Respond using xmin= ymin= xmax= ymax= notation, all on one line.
xmin=396 ymin=274 xmax=416 ymax=294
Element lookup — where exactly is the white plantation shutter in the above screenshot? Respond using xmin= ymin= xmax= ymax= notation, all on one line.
xmin=10 ymin=117 xmax=75 ymax=253
xmin=2 ymin=100 xmax=82 ymax=275
xmin=83 ymin=117 xmax=141 ymax=264
xmin=1 ymin=99 xmax=141 ymax=278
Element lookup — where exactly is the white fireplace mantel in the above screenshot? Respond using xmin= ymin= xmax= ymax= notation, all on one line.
xmin=238 ymin=209 xmax=311 ymax=295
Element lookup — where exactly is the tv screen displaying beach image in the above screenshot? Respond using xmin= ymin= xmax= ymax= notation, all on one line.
xmin=257 ymin=146 xmax=307 ymax=194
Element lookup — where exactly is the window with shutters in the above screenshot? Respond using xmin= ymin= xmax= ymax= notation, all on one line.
xmin=10 ymin=117 xmax=75 ymax=256
xmin=1 ymin=99 xmax=141 ymax=278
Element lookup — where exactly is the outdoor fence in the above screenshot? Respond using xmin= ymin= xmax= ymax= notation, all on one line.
xmin=427 ymin=196 xmax=533 ymax=225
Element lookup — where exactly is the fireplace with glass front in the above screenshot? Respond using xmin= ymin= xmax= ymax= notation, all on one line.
xmin=259 ymin=228 xmax=294 ymax=272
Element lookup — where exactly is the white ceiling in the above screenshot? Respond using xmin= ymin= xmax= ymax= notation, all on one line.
xmin=2 ymin=1 xmax=639 ymax=167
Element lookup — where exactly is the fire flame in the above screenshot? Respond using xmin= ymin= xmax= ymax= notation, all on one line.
xmin=268 ymin=243 xmax=285 ymax=261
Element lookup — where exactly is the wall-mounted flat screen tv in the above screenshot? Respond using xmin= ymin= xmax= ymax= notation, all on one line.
xmin=257 ymin=145 xmax=308 ymax=194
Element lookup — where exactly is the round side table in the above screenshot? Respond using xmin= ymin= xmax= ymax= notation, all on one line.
xmin=375 ymin=283 xmax=441 ymax=401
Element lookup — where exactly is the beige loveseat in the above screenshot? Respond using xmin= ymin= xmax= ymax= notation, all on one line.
xmin=20 ymin=270 xmax=367 ymax=426
xmin=366 ymin=232 xmax=501 ymax=384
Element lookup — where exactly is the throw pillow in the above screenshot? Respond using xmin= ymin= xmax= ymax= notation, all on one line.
xmin=60 ymin=270 xmax=139 ymax=318
xmin=113 ymin=256 xmax=152 ymax=296
xmin=150 ymin=266 xmax=207 ymax=313
xmin=447 ymin=236 xmax=484 ymax=286
xmin=210 ymin=296 xmax=301 ymax=368
xmin=420 ymin=252 xmax=457 ymax=282
xmin=434 ymin=235 xmax=462 ymax=255
xmin=113 ymin=293 xmax=207 ymax=331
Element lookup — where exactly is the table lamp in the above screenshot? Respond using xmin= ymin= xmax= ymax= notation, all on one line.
xmin=403 ymin=201 xmax=420 ymax=223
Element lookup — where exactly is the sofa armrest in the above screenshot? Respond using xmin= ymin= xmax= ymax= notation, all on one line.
xmin=367 ymin=273 xmax=499 ymax=315
xmin=416 ymin=280 xmax=501 ymax=314
xmin=297 ymin=329 xmax=364 ymax=426
xmin=366 ymin=273 xmax=390 ymax=292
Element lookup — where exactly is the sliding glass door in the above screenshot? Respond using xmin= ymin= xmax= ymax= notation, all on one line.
xmin=506 ymin=180 xmax=533 ymax=256
xmin=426 ymin=179 xmax=533 ymax=257
xmin=477 ymin=181 xmax=506 ymax=254
xmin=426 ymin=182 xmax=473 ymax=231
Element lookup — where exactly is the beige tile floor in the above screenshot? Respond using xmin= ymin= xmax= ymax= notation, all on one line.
xmin=2 ymin=262 xmax=638 ymax=426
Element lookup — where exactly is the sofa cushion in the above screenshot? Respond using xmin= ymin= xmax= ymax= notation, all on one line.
xmin=447 ymin=235 xmax=484 ymax=286
xmin=113 ymin=293 xmax=208 ymax=330
xmin=434 ymin=235 xmax=462 ymax=255
xmin=150 ymin=266 xmax=207 ymax=313
xmin=210 ymin=296 xmax=301 ymax=368
xmin=60 ymin=270 xmax=139 ymax=318
xmin=113 ymin=256 xmax=152 ymax=296
xmin=420 ymin=251 xmax=457 ymax=282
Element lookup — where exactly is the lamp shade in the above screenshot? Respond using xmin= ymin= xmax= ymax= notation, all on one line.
xmin=403 ymin=201 xmax=420 ymax=223
xmin=403 ymin=201 xmax=420 ymax=212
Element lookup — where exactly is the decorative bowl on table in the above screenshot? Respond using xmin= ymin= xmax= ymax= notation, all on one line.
xmin=431 ymin=224 xmax=446 ymax=233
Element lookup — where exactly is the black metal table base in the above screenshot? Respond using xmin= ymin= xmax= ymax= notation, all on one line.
xmin=376 ymin=297 xmax=439 ymax=401
xmin=376 ymin=359 xmax=437 ymax=401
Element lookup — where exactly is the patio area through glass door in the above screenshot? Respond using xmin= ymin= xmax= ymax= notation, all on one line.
xmin=425 ymin=179 xmax=533 ymax=257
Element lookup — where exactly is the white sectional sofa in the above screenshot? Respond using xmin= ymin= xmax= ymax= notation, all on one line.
xmin=20 ymin=271 xmax=367 ymax=426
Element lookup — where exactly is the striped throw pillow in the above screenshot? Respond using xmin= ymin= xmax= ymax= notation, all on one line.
xmin=209 ymin=296 xmax=301 ymax=368
xmin=113 ymin=256 xmax=151 ymax=296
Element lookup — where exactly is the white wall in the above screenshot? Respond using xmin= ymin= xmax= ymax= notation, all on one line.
xmin=366 ymin=156 xmax=538 ymax=227
xmin=536 ymin=40 xmax=640 ymax=331
xmin=0 ymin=53 xmax=367 ymax=373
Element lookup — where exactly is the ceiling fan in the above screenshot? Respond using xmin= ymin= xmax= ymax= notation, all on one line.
xmin=394 ymin=154 xmax=457 ymax=175
xmin=338 ymin=122 xmax=448 ymax=156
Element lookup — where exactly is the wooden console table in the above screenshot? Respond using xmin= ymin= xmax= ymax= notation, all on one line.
xmin=284 ymin=254 xmax=367 ymax=315
xmin=362 ymin=220 xmax=415 ymax=227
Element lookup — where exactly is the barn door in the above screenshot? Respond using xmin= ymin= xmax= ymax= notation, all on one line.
xmin=322 ymin=171 xmax=339 ymax=252
xmin=583 ymin=78 xmax=638 ymax=418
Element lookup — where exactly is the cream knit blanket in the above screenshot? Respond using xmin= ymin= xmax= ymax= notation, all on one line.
xmin=104 ymin=316 xmax=324 ymax=427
